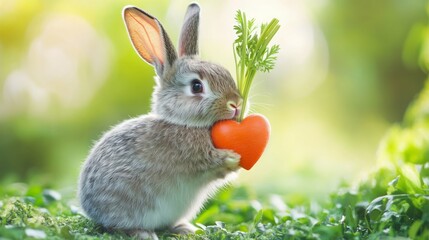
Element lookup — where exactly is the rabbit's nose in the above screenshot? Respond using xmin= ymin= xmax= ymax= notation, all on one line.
xmin=227 ymin=100 xmax=241 ymax=118
xmin=227 ymin=99 xmax=242 ymax=109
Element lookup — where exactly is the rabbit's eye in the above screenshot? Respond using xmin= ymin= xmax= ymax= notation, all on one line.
xmin=191 ymin=79 xmax=204 ymax=94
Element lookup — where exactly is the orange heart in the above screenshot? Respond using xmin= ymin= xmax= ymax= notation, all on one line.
xmin=211 ymin=114 xmax=270 ymax=170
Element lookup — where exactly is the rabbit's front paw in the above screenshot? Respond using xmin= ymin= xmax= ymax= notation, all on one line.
xmin=215 ymin=149 xmax=241 ymax=178
xmin=224 ymin=151 xmax=240 ymax=170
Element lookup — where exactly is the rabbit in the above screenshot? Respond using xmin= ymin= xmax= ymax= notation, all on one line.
xmin=78 ymin=3 xmax=243 ymax=240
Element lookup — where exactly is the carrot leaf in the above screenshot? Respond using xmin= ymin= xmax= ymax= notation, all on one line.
xmin=233 ymin=11 xmax=280 ymax=121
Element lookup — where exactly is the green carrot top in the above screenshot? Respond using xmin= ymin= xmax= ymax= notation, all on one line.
xmin=233 ymin=10 xmax=280 ymax=121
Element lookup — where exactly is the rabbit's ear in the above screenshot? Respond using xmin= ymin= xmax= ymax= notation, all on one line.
xmin=178 ymin=3 xmax=200 ymax=57
xmin=123 ymin=6 xmax=177 ymax=76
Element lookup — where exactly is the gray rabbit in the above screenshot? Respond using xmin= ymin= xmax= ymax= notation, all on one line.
xmin=78 ymin=3 xmax=242 ymax=239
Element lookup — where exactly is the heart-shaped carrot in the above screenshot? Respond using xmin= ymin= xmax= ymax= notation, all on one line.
xmin=211 ymin=114 xmax=270 ymax=170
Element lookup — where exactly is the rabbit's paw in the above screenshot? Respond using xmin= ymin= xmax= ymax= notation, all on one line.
xmin=170 ymin=222 xmax=198 ymax=235
xmin=215 ymin=149 xmax=241 ymax=178
xmin=225 ymin=152 xmax=240 ymax=170
xmin=129 ymin=230 xmax=158 ymax=240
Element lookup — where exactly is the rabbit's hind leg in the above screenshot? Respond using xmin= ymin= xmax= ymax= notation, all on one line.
xmin=128 ymin=229 xmax=158 ymax=240
xmin=170 ymin=221 xmax=198 ymax=235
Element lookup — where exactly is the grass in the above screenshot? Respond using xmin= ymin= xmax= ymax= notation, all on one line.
xmin=0 ymin=179 xmax=428 ymax=239
xmin=2 ymin=80 xmax=429 ymax=239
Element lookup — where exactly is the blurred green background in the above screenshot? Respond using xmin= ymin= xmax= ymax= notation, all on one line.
xmin=0 ymin=0 xmax=427 ymax=199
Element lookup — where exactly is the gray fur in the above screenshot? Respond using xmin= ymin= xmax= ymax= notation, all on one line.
xmin=79 ymin=3 xmax=242 ymax=239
